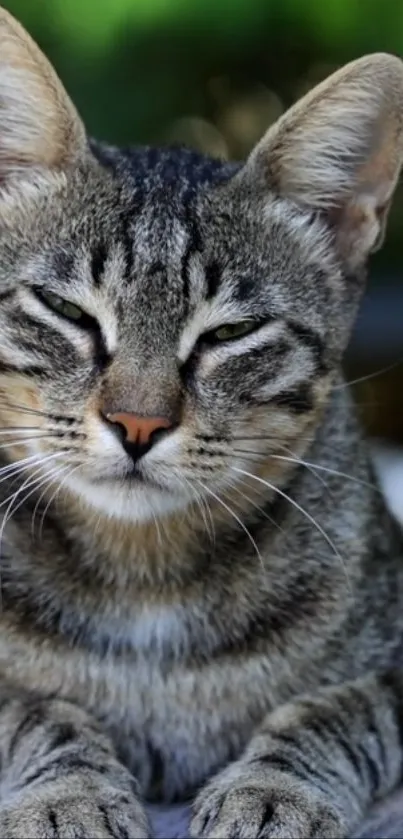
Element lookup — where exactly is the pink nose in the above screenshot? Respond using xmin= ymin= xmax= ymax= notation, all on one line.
xmin=106 ymin=412 xmax=172 ymax=446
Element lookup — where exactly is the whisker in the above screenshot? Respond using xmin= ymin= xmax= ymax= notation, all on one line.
xmin=231 ymin=466 xmax=351 ymax=590
xmin=0 ymin=453 xmax=51 ymax=484
xmin=150 ymin=506 xmax=164 ymax=550
xmin=268 ymin=453 xmax=380 ymax=493
xmin=31 ymin=463 xmax=72 ymax=538
xmin=229 ymin=481 xmax=285 ymax=537
xmin=1 ymin=470 xmax=55 ymax=548
xmin=0 ymin=426 xmax=46 ymax=434
xmin=230 ymin=433 xmax=317 ymax=447
xmin=0 ymin=451 xmax=69 ymax=516
xmin=0 ymin=435 xmax=58 ymax=452
xmin=0 ymin=400 xmax=55 ymax=419
xmin=0 ymin=453 xmax=71 ymax=586
xmin=332 ymin=358 xmax=403 ymax=391
xmin=231 ymin=448 xmax=270 ymax=461
xmin=196 ymin=478 xmax=263 ymax=569
xmin=230 ymin=435 xmax=362 ymax=462
xmin=225 ymin=451 xmax=263 ymax=463
xmin=180 ymin=474 xmax=215 ymax=546
xmin=38 ymin=464 xmax=80 ymax=540
xmin=236 ymin=446 xmax=334 ymax=498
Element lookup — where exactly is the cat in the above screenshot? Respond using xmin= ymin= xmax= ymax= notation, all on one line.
xmin=0 ymin=5 xmax=403 ymax=838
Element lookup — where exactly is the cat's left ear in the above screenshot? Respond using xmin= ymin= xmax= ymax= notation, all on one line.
xmin=0 ymin=7 xmax=86 ymax=186
xmin=244 ymin=54 xmax=403 ymax=269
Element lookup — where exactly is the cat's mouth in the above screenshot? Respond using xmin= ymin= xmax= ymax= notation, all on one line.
xmin=67 ymin=460 xmax=189 ymax=522
xmin=91 ymin=463 xmax=165 ymax=493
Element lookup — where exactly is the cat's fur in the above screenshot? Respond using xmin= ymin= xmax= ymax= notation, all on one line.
xmin=0 ymin=7 xmax=402 ymax=838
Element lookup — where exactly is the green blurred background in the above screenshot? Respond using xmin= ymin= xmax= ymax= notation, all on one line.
xmin=3 ymin=0 xmax=403 ymax=441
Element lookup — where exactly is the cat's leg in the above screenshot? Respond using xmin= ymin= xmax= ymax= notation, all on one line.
xmin=191 ymin=671 xmax=403 ymax=839
xmin=0 ymin=684 xmax=151 ymax=838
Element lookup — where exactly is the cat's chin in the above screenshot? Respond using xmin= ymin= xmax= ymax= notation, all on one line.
xmin=63 ymin=471 xmax=189 ymax=523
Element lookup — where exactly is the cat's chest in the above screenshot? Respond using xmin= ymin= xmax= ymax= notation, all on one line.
xmin=99 ymin=645 xmax=277 ymax=799
xmin=0 ymin=602 xmax=316 ymax=800
xmin=85 ymin=604 xmax=305 ymax=798
xmin=102 ymin=602 xmax=192 ymax=654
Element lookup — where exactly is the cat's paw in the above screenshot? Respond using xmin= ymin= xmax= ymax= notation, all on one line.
xmin=190 ymin=766 xmax=346 ymax=839
xmin=0 ymin=782 xmax=152 ymax=838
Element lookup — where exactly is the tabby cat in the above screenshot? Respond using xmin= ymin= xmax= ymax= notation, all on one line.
xmin=0 ymin=6 xmax=402 ymax=838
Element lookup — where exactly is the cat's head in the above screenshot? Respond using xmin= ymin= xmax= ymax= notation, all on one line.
xmin=0 ymin=6 xmax=403 ymax=523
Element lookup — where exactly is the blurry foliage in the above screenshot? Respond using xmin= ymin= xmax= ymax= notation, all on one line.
xmin=4 ymin=0 xmax=403 ymax=272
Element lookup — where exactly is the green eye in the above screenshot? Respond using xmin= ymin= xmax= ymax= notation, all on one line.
xmin=212 ymin=320 xmax=257 ymax=342
xmin=36 ymin=290 xmax=84 ymax=322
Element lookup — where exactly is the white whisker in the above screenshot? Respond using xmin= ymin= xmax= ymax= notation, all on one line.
xmin=332 ymin=359 xmax=403 ymax=391
xmin=0 ymin=452 xmax=71 ymax=610
xmin=0 ymin=427 xmax=45 ymax=435
xmin=38 ymin=464 xmax=79 ymax=540
xmin=229 ymin=481 xmax=285 ymax=537
xmin=180 ymin=474 xmax=216 ymax=546
xmin=273 ymin=451 xmax=379 ymax=493
xmin=0 ymin=451 xmax=69 ymax=538
xmin=196 ymin=478 xmax=263 ymax=568
xmin=231 ymin=466 xmax=351 ymax=590
xmin=0 ymin=435 xmax=57 ymax=451
xmin=0 ymin=453 xmax=47 ymax=482
xmin=31 ymin=463 xmax=73 ymax=538
xmin=0 ymin=400 xmax=55 ymax=419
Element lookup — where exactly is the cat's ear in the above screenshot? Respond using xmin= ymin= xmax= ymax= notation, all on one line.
xmin=0 ymin=7 xmax=86 ymax=185
xmin=247 ymin=54 xmax=403 ymax=269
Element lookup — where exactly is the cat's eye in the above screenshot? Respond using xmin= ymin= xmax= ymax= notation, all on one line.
xmin=35 ymin=289 xmax=84 ymax=322
xmin=211 ymin=320 xmax=257 ymax=342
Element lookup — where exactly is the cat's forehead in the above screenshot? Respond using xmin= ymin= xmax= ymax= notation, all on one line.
xmin=58 ymin=147 xmax=240 ymax=287
xmin=24 ymin=144 xmax=334 ymax=333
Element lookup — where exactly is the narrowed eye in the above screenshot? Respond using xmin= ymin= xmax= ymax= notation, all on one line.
xmin=34 ymin=289 xmax=84 ymax=323
xmin=210 ymin=320 xmax=257 ymax=342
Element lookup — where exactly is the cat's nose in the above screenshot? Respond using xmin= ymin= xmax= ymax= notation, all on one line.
xmin=106 ymin=412 xmax=172 ymax=445
xmin=103 ymin=411 xmax=173 ymax=462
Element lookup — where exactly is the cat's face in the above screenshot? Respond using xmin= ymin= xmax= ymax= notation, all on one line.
xmin=0 ymin=8 xmax=403 ymax=521
xmin=0 ymin=153 xmax=341 ymax=520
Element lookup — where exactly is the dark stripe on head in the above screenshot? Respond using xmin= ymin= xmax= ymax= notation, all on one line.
xmin=119 ymin=209 xmax=136 ymax=282
xmin=0 ymin=290 xmax=15 ymax=304
xmin=286 ymin=320 xmax=327 ymax=373
xmin=91 ymin=242 xmax=108 ymax=287
xmin=52 ymin=250 xmax=75 ymax=283
xmin=0 ymin=361 xmax=45 ymax=378
xmin=147 ymin=261 xmax=165 ymax=277
xmin=11 ymin=311 xmax=110 ymax=375
xmin=234 ymin=276 xmax=256 ymax=302
xmin=98 ymin=806 xmax=116 ymax=837
xmin=181 ymin=207 xmax=203 ymax=302
xmin=48 ymin=811 xmax=59 ymax=833
xmin=205 ymin=260 xmax=222 ymax=300
xmin=117 ymin=179 xmax=145 ymax=284
xmin=11 ymin=313 xmax=82 ymax=361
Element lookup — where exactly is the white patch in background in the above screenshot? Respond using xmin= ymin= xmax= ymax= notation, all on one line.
xmin=371 ymin=441 xmax=403 ymax=526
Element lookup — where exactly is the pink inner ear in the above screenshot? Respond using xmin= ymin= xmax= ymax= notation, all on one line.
xmin=329 ymin=192 xmax=386 ymax=270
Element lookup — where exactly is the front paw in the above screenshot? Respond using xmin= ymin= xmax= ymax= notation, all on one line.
xmin=0 ymin=781 xmax=152 ymax=838
xmin=190 ymin=765 xmax=346 ymax=839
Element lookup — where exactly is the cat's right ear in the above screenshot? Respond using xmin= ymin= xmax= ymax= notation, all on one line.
xmin=244 ymin=54 xmax=403 ymax=270
xmin=0 ymin=7 xmax=86 ymax=187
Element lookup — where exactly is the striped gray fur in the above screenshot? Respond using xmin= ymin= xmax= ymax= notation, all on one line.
xmin=0 ymin=7 xmax=403 ymax=837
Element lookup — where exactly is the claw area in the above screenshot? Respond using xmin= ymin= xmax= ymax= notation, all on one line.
xmin=190 ymin=781 xmax=345 ymax=839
